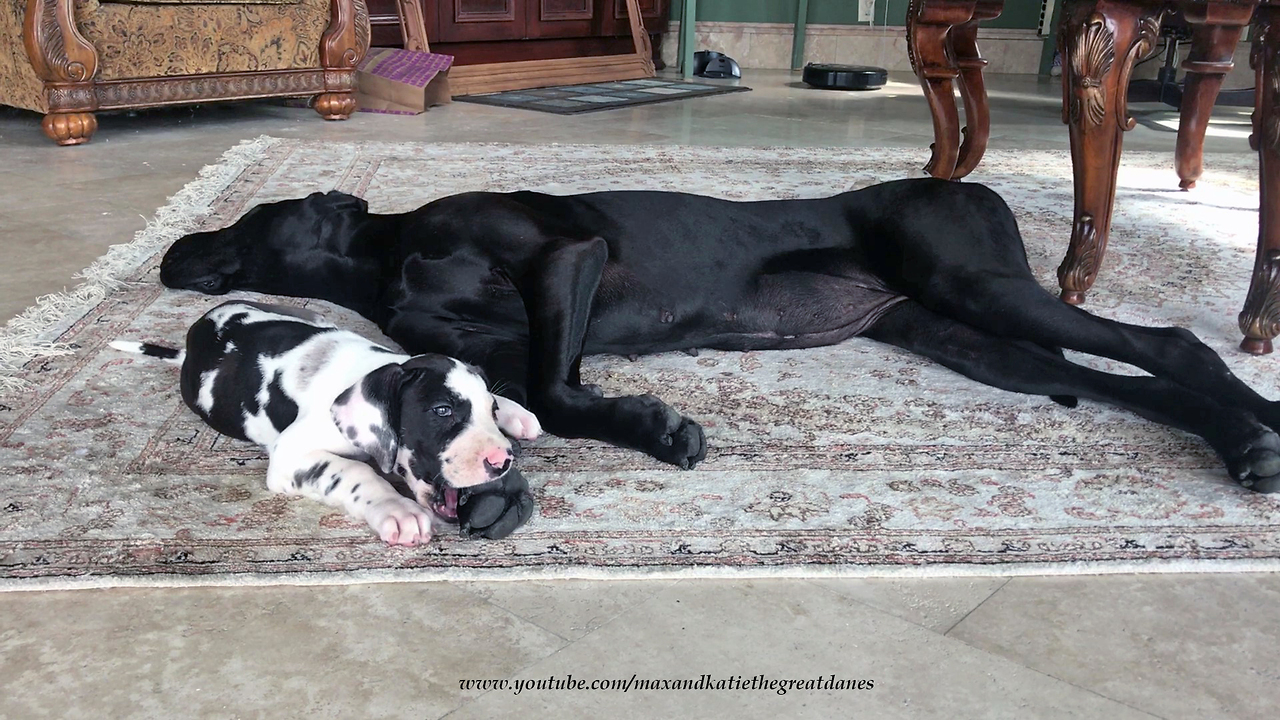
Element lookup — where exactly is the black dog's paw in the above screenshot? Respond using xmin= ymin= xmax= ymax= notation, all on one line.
xmin=457 ymin=470 xmax=535 ymax=539
xmin=621 ymin=394 xmax=707 ymax=469
xmin=659 ymin=417 xmax=706 ymax=470
xmin=1256 ymin=399 xmax=1280 ymax=439
xmin=1226 ymin=424 xmax=1280 ymax=493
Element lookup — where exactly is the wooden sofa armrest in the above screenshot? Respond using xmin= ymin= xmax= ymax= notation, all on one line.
xmin=316 ymin=0 xmax=370 ymax=119
xmin=22 ymin=0 xmax=100 ymax=143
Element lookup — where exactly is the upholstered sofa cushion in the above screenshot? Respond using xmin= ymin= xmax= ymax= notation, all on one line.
xmin=76 ymin=0 xmax=328 ymax=80
xmin=0 ymin=0 xmax=47 ymax=112
xmin=101 ymin=0 xmax=298 ymax=4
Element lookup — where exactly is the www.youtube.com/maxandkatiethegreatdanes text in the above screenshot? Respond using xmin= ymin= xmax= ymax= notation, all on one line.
xmin=459 ymin=674 xmax=875 ymax=696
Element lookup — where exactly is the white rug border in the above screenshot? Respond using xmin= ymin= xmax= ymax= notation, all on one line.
xmin=2 ymin=557 xmax=1279 ymax=593
xmin=0 ymin=137 xmax=1273 ymax=591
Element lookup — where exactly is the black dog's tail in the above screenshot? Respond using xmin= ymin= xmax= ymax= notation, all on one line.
xmin=109 ymin=340 xmax=185 ymax=364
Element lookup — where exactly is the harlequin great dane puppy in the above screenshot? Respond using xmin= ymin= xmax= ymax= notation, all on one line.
xmin=159 ymin=182 xmax=1280 ymax=493
xmin=112 ymin=300 xmax=541 ymax=544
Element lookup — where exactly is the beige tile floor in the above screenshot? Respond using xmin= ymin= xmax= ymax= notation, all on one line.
xmin=0 ymin=71 xmax=1274 ymax=719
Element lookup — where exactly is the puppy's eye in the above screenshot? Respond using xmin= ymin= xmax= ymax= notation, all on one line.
xmin=432 ymin=404 xmax=453 ymax=417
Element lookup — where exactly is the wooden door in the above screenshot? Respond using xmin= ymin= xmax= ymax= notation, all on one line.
xmin=435 ymin=0 xmax=527 ymax=43
xmin=604 ymin=0 xmax=663 ymax=36
xmin=524 ymin=0 xmax=598 ymax=38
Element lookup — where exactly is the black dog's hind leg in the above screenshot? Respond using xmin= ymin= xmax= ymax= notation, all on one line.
xmin=864 ymin=301 xmax=1280 ymax=490
xmin=875 ymin=181 xmax=1272 ymax=423
xmin=917 ymin=274 xmax=1280 ymax=430
xmin=517 ymin=238 xmax=707 ymax=468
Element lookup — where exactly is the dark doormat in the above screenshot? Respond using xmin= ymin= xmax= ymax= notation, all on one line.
xmin=454 ymin=78 xmax=751 ymax=114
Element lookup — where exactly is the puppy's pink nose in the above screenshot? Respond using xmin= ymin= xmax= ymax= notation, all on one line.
xmin=483 ymin=447 xmax=513 ymax=479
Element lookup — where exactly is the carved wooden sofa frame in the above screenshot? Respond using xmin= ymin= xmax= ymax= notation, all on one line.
xmin=17 ymin=0 xmax=369 ymax=145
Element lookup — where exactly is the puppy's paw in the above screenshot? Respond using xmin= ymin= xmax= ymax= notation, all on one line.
xmin=366 ymin=496 xmax=433 ymax=546
xmin=494 ymin=395 xmax=542 ymax=441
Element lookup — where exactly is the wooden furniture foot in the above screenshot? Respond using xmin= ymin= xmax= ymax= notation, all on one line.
xmin=315 ymin=0 xmax=367 ymax=120
xmin=1056 ymin=0 xmax=1164 ymax=305
xmin=313 ymin=92 xmax=355 ymax=119
xmin=41 ymin=111 xmax=96 ymax=145
xmin=1238 ymin=7 xmax=1280 ymax=354
xmin=1175 ymin=5 xmax=1253 ymax=190
xmin=906 ymin=0 xmax=1004 ymax=180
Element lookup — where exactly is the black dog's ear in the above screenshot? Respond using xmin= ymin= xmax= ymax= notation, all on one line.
xmin=309 ymin=190 xmax=369 ymax=213
xmin=305 ymin=191 xmax=369 ymax=249
xmin=304 ymin=190 xmax=369 ymax=218
xmin=331 ymin=363 xmax=405 ymax=473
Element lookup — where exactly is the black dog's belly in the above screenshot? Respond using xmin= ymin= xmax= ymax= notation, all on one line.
xmin=584 ymin=262 xmax=908 ymax=355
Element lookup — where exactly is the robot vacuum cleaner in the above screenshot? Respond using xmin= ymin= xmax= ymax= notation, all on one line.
xmin=694 ymin=51 xmax=741 ymax=79
xmin=802 ymin=64 xmax=888 ymax=91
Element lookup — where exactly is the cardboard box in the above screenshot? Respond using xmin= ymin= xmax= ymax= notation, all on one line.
xmin=355 ymin=48 xmax=454 ymax=115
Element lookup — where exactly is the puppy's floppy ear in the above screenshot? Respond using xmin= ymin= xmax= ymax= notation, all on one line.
xmin=331 ymin=363 xmax=405 ymax=474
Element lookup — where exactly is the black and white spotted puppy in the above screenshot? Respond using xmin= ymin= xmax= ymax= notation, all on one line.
xmin=111 ymin=300 xmax=541 ymax=546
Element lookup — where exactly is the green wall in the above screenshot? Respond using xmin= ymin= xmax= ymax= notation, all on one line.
xmin=671 ymin=0 xmax=1045 ymax=30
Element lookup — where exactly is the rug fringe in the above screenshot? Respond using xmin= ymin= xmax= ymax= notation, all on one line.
xmin=0 ymin=136 xmax=278 ymax=395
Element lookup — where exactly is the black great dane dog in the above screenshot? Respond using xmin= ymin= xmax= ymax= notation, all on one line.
xmin=159 ymin=181 xmax=1280 ymax=494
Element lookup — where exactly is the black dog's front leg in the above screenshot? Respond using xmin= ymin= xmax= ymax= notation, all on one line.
xmin=517 ymin=238 xmax=707 ymax=468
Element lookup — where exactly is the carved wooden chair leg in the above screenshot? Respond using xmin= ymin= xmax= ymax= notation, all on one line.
xmin=313 ymin=0 xmax=369 ymax=120
xmin=907 ymin=0 xmax=977 ymax=179
xmin=950 ymin=1 xmax=1004 ymax=178
xmin=950 ymin=19 xmax=991 ymax=179
xmin=395 ymin=0 xmax=430 ymax=52
xmin=1056 ymin=1 xmax=1164 ymax=305
xmin=1175 ymin=6 xmax=1253 ymax=190
xmin=1238 ymin=8 xmax=1280 ymax=355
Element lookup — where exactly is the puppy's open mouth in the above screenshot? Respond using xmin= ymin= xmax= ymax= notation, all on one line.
xmin=430 ymin=485 xmax=460 ymax=523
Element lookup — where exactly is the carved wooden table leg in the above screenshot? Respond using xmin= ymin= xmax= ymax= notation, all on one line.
xmin=22 ymin=0 xmax=100 ymax=145
xmin=950 ymin=0 xmax=1003 ymax=179
xmin=1057 ymin=0 xmax=1164 ymax=305
xmin=908 ymin=0 xmax=978 ymax=179
xmin=1175 ymin=4 xmax=1254 ymax=190
xmin=1239 ymin=7 xmax=1280 ymax=354
xmin=314 ymin=0 xmax=370 ymax=120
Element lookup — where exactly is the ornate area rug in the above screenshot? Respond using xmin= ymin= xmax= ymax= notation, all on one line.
xmin=2 ymin=138 xmax=1278 ymax=590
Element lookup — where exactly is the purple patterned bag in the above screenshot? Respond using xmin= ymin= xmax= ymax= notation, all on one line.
xmin=356 ymin=48 xmax=454 ymax=115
